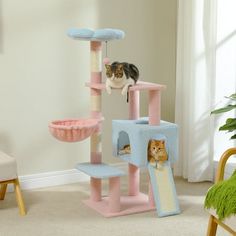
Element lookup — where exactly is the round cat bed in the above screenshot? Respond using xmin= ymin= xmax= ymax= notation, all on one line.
xmin=49 ymin=118 xmax=99 ymax=142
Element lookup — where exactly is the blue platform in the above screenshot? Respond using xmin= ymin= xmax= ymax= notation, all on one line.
xmin=67 ymin=28 xmax=125 ymax=41
xmin=76 ymin=162 xmax=125 ymax=179
xmin=112 ymin=117 xmax=178 ymax=168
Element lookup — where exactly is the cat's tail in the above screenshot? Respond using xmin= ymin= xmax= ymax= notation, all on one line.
xmin=126 ymin=85 xmax=133 ymax=103
xmin=129 ymin=64 xmax=139 ymax=82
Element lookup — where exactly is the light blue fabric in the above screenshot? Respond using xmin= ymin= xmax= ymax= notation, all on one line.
xmin=67 ymin=28 xmax=125 ymax=41
xmin=112 ymin=117 xmax=179 ymax=168
xmin=67 ymin=28 xmax=94 ymax=40
xmin=76 ymin=162 xmax=125 ymax=179
xmin=148 ymin=163 xmax=180 ymax=217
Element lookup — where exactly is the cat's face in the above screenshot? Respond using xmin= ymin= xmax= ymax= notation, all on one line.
xmin=148 ymin=140 xmax=165 ymax=157
xmin=105 ymin=64 xmax=124 ymax=81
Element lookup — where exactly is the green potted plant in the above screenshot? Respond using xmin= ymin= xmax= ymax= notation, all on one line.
xmin=211 ymin=93 xmax=236 ymax=139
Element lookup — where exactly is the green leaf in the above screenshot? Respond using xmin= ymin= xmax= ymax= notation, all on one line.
xmin=225 ymin=93 xmax=236 ymax=100
xmin=230 ymin=134 xmax=236 ymax=139
xmin=226 ymin=118 xmax=235 ymax=124
xmin=219 ymin=118 xmax=236 ymax=132
xmin=211 ymin=104 xmax=236 ymax=114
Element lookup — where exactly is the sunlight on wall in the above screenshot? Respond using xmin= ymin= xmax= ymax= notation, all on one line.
xmin=214 ymin=0 xmax=236 ymax=160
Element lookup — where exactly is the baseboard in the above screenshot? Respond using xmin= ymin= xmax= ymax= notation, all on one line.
xmin=5 ymin=169 xmax=88 ymax=192
xmin=7 ymin=162 xmax=133 ymax=192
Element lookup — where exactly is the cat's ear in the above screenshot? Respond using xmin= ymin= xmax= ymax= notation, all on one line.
xmin=117 ymin=64 xmax=123 ymax=70
xmin=105 ymin=64 xmax=110 ymax=69
xmin=148 ymin=139 xmax=154 ymax=147
xmin=160 ymin=140 xmax=165 ymax=144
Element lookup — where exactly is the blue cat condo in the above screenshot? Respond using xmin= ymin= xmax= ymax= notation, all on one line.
xmin=113 ymin=117 xmax=178 ymax=167
xmin=112 ymin=117 xmax=181 ymax=217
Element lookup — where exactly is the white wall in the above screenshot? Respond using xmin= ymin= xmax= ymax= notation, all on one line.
xmin=0 ymin=0 xmax=177 ymax=175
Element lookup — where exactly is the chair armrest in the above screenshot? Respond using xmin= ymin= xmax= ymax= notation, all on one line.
xmin=215 ymin=148 xmax=236 ymax=183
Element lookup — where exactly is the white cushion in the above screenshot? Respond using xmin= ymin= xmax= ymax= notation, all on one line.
xmin=208 ymin=209 xmax=236 ymax=231
xmin=0 ymin=151 xmax=17 ymax=181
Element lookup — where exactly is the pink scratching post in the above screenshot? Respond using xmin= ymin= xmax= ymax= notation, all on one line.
xmin=109 ymin=177 xmax=121 ymax=213
xmin=90 ymin=41 xmax=102 ymax=201
xmin=149 ymin=90 xmax=161 ymax=125
xmin=128 ymin=90 xmax=140 ymax=197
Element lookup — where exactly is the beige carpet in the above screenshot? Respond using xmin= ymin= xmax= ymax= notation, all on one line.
xmin=0 ymin=176 xmax=230 ymax=236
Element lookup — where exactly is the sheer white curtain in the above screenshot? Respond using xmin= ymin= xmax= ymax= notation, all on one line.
xmin=175 ymin=0 xmax=217 ymax=182
xmin=175 ymin=0 xmax=236 ymax=182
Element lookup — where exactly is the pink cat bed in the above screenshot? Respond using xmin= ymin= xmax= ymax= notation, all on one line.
xmin=49 ymin=118 xmax=99 ymax=142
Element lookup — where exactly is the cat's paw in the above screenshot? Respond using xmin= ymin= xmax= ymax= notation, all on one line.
xmin=121 ymin=87 xmax=127 ymax=96
xmin=149 ymin=161 xmax=157 ymax=168
xmin=156 ymin=163 xmax=164 ymax=170
xmin=106 ymin=87 xmax=112 ymax=95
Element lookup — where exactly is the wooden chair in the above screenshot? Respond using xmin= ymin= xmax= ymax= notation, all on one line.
xmin=206 ymin=148 xmax=236 ymax=236
xmin=0 ymin=151 xmax=26 ymax=216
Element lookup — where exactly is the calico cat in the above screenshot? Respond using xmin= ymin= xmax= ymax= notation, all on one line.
xmin=105 ymin=62 xmax=139 ymax=96
xmin=148 ymin=140 xmax=168 ymax=169
xmin=118 ymin=144 xmax=131 ymax=155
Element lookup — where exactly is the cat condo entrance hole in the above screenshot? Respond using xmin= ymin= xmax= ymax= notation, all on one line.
xmin=49 ymin=118 xmax=100 ymax=142
xmin=117 ymin=131 xmax=131 ymax=156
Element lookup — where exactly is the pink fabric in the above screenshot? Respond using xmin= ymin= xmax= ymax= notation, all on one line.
xmin=90 ymin=111 xmax=102 ymax=120
xmin=85 ymin=81 xmax=165 ymax=92
xmin=103 ymin=57 xmax=110 ymax=65
xmin=91 ymin=88 xmax=101 ymax=96
xmin=91 ymin=152 xmax=102 ymax=164
xmin=91 ymin=72 xmax=102 ymax=84
xmin=129 ymin=90 xmax=140 ymax=120
xmin=90 ymin=41 xmax=102 ymax=51
xmin=83 ymin=192 xmax=155 ymax=217
xmin=90 ymin=177 xmax=101 ymax=202
xmin=109 ymin=177 xmax=120 ymax=213
xmin=130 ymin=81 xmax=166 ymax=91
xmin=148 ymin=90 xmax=161 ymax=125
xmin=86 ymin=82 xmax=105 ymax=90
xmin=128 ymin=164 xmax=140 ymax=196
xmin=49 ymin=118 xmax=99 ymax=142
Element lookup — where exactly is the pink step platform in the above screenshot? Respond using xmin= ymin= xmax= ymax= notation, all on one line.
xmin=84 ymin=193 xmax=156 ymax=217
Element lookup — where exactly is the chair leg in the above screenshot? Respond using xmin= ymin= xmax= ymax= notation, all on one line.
xmin=13 ymin=178 xmax=26 ymax=216
xmin=207 ymin=215 xmax=218 ymax=236
xmin=0 ymin=183 xmax=8 ymax=200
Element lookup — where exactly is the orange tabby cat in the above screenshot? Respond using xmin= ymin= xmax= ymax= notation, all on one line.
xmin=118 ymin=140 xmax=168 ymax=168
xmin=148 ymin=140 xmax=168 ymax=167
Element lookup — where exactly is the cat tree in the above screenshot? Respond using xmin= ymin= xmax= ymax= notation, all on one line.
xmin=49 ymin=28 xmax=180 ymax=217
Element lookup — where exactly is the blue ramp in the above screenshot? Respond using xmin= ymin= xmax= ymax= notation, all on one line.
xmin=148 ymin=162 xmax=180 ymax=217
